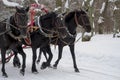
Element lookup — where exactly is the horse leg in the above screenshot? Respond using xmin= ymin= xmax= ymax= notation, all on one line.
xmin=69 ymin=44 xmax=79 ymax=72
xmin=37 ymin=48 xmax=42 ymax=64
xmin=36 ymin=48 xmax=48 ymax=64
xmin=18 ymin=46 xmax=26 ymax=76
xmin=37 ymin=48 xmax=48 ymax=63
xmin=1 ymin=48 xmax=8 ymax=77
xmin=43 ymin=50 xmax=48 ymax=61
xmin=43 ymin=48 xmax=51 ymax=68
xmin=41 ymin=45 xmax=53 ymax=69
xmin=53 ymin=45 xmax=63 ymax=69
xmin=13 ymin=51 xmax=21 ymax=68
xmin=32 ymin=47 xmax=38 ymax=73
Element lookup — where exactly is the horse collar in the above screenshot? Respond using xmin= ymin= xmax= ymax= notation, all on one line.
xmin=36 ymin=16 xmax=53 ymax=37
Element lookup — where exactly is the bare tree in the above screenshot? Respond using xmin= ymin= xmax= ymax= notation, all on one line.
xmin=0 ymin=0 xmax=21 ymax=20
xmin=81 ymin=0 xmax=95 ymax=41
xmin=97 ymin=0 xmax=109 ymax=34
xmin=113 ymin=0 xmax=120 ymax=37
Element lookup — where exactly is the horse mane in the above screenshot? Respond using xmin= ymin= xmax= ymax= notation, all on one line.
xmin=41 ymin=12 xmax=57 ymax=20
xmin=39 ymin=12 xmax=57 ymax=29
xmin=65 ymin=10 xmax=87 ymax=23
xmin=65 ymin=11 xmax=76 ymax=22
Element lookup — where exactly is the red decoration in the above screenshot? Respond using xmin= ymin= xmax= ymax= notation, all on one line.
xmin=29 ymin=3 xmax=49 ymax=26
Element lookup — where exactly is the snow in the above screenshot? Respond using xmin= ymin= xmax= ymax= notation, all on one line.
xmin=54 ymin=7 xmax=61 ymax=12
xmin=89 ymin=0 xmax=94 ymax=6
xmin=98 ymin=16 xmax=104 ymax=24
xmin=65 ymin=0 xmax=69 ymax=9
xmin=0 ymin=34 xmax=120 ymax=80
xmin=100 ymin=2 xmax=106 ymax=14
xmin=109 ymin=0 xmax=117 ymax=2
xmin=114 ymin=6 xmax=119 ymax=11
xmin=2 ymin=0 xmax=21 ymax=7
xmin=82 ymin=0 xmax=87 ymax=7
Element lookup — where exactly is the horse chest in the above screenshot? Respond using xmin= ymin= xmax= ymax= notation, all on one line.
xmin=31 ymin=34 xmax=49 ymax=48
xmin=0 ymin=35 xmax=16 ymax=48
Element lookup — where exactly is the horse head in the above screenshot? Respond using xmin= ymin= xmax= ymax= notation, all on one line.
xmin=11 ymin=6 xmax=29 ymax=38
xmin=75 ymin=9 xmax=91 ymax=33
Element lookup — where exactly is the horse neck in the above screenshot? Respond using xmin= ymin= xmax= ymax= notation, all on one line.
xmin=9 ymin=15 xmax=20 ymax=36
xmin=10 ymin=15 xmax=17 ymax=27
xmin=66 ymin=18 xmax=77 ymax=35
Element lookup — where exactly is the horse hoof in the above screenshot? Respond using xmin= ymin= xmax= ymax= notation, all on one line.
xmin=32 ymin=71 xmax=39 ymax=74
xmin=18 ymin=65 xmax=21 ymax=68
xmin=48 ymin=65 xmax=52 ymax=68
xmin=2 ymin=73 xmax=8 ymax=78
xmin=20 ymin=69 xmax=25 ymax=76
xmin=17 ymin=63 xmax=21 ymax=68
xmin=75 ymin=69 xmax=80 ymax=73
xmin=41 ymin=62 xmax=47 ymax=70
xmin=13 ymin=62 xmax=21 ymax=68
xmin=53 ymin=64 xmax=57 ymax=68
xmin=15 ymin=64 xmax=21 ymax=68
xmin=32 ymin=69 xmax=38 ymax=74
xmin=52 ymin=66 xmax=57 ymax=69
xmin=41 ymin=66 xmax=46 ymax=70
xmin=36 ymin=60 xmax=40 ymax=64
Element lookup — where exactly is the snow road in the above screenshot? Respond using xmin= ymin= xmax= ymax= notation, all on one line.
xmin=0 ymin=34 xmax=120 ymax=80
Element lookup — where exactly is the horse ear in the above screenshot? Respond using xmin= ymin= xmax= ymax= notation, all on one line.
xmin=15 ymin=6 xmax=20 ymax=12
xmin=26 ymin=6 xmax=29 ymax=12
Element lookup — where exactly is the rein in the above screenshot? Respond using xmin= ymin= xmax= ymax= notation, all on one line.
xmin=0 ymin=17 xmax=18 ymax=36
xmin=0 ymin=16 xmax=25 ymax=40
xmin=0 ymin=29 xmax=10 ymax=36
xmin=59 ymin=32 xmax=84 ymax=45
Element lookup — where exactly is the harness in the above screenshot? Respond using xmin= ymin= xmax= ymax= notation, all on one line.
xmin=0 ymin=18 xmax=10 ymax=36
xmin=0 ymin=14 xmax=27 ymax=41
xmin=36 ymin=16 xmax=52 ymax=37
xmin=57 ymin=11 xmax=87 ymax=45
xmin=6 ymin=17 xmax=22 ymax=40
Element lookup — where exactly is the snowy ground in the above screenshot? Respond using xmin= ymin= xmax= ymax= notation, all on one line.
xmin=0 ymin=34 xmax=120 ymax=80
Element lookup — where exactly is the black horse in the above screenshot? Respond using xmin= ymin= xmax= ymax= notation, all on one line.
xmin=13 ymin=12 xmax=70 ymax=73
xmin=37 ymin=9 xmax=91 ymax=72
xmin=0 ymin=6 xmax=29 ymax=77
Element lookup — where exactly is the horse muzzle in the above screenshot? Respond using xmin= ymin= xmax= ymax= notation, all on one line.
xmin=86 ymin=26 xmax=91 ymax=33
xmin=19 ymin=26 xmax=28 ymax=38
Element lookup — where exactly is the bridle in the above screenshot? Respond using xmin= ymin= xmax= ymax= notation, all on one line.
xmin=14 ymin=12 xmax=28 ymax=29
xmin=55 ymin=11 xmax=88 ymax=45
xmin=74 ymin=11 xmax=90 ymax=30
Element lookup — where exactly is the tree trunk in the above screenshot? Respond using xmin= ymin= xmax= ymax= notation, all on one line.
xmin=81 ymin=0 xmax=95 ymax=41
xmin=113 ymin=0 xmax=120 ymax=37
xmin=55 ymin=0 xmax=62 ymax=13
xmin=98 ymin=0 xmax=109 ymax=34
